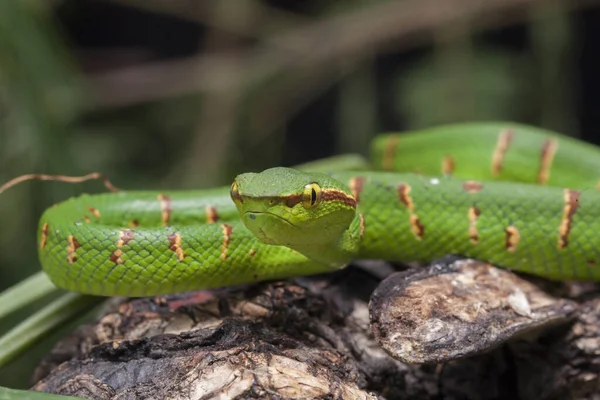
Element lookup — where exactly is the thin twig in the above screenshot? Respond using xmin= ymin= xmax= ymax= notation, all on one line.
xmin=0 ymin=173 xmax=120 ymax=195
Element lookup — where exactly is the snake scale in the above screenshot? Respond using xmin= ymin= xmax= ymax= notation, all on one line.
xmin=36 ymin=122 xmax=600 ymax=297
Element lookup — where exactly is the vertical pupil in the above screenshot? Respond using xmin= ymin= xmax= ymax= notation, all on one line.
xmin=311 ymin=188 xmax=317 ymax=204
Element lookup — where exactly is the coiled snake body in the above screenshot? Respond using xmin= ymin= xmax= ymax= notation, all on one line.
xmin=37 ymin=123 xmax=600 ymax=296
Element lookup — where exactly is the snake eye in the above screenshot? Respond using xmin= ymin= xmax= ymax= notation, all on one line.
xmin=230 ymin=181 xmax=242 ymax=205
xmin=302 ymin=183 xmax=321 ymax=209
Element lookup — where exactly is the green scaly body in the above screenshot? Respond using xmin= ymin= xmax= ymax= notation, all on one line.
xmin=372 ymin=122 xmax=600 ymax=187
xmin=37 ymin=122 xmax=600 ymax=296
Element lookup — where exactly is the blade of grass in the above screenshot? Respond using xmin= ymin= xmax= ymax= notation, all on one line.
xmin=0 ymin=272 xmax=58 ymax=320
xmin=0 ymin=385 xmax=82 ymax=399
xmin=0 ymin=292 xmax=103 ymax=368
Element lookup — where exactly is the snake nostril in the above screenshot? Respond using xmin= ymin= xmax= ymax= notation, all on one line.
xmin=249 ymin=214 xmax=256 ymax=220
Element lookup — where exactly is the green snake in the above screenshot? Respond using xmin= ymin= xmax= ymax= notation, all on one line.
xmin=36 ymin=122 xmax=600 ymax=297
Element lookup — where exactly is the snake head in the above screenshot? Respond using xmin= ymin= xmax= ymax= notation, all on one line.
xmin=231 ymin=167 xmax=356 ymax=247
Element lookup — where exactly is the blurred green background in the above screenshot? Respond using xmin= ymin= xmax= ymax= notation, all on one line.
xmin=0 ymin=0 xmax=597 ymax=389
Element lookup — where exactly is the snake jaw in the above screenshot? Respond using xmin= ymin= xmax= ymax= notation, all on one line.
xmin=245 ymin=211 xmax=296 ymax=224
xmin=243 ymin=211 xmax=297 ymax=245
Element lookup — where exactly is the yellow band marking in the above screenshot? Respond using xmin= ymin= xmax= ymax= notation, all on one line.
xmin=398 ymin=184 xmax=415 ymax=212
xmin=67 ymin=235 xmax=81 ymax=264
xmin=40 ymin=223 xmax=49 ymax=250
xmin=111 ymin=251 xmax=122 ymax=264
xmin=168 ymin=233 xmax=185 ymax=261
xmin=348 ymin=177 xmax=366 ymax=203
xmin=468 ymin=206 xmax=481 ymax=245
xmin=359 ymin=213 xmax=365 ymax=239
xmin=558 ymin=189 xmax=580 ymax=249
xmin=409 ymin=214 xmax=424 ymax=239
xmin=442 ymin=155 xmax=455 ymax=175
xmin=110 ymin=229 xmax=135 ymax=264
xmin=205 ymin=206 xmax=219 ymax=224
xmin=537 ymin=139 xmax=558 ymax=185
xmin=382 ymin=136 xmax=399 ymax=171
xmin=221 ymin=224 xmax=233 ymax=261
xmin=87 ymin=207 xmax=101 ymax=219
xmin=398 ymin=184 xmax=424 ymax=240
xmin=158 ymin=194 xmax=171 ymax=227
xmin=491 ymin=129 xmax=514 ymax=176
xmin=505 ymin=226 xmax=520 ymax=253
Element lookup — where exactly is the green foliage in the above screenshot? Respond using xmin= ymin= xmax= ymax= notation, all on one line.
xmin=0 ymin=386 xmax=80 ymax=400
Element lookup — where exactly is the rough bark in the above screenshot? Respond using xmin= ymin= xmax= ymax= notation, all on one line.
xmin=31 ymin=258 xmax=600 ymax=400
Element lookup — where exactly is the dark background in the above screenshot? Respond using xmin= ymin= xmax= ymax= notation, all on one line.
xmin=1 ymin=0 xmax=598 ymax=388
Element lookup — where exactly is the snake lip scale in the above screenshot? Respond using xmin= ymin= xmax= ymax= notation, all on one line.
xmin=245 ymin=211 xmax=298 ymax=227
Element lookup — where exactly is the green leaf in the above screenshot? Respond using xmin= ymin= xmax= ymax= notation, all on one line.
xmin=0 ymin=292 xmax=103 ymax=368
xmin=0 ymin=272 xmax=58 ymax=321
xmin=0 ymin=386 xmax=81 ymax=400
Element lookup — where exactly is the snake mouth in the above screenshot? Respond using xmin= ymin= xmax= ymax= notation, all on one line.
xmin=243 ymin=211 xmax=297 ymax=227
